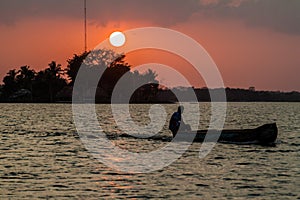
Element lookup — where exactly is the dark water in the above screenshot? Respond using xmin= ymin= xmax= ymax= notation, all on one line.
xmin=0 ymin=103 xmax=299 ymax=199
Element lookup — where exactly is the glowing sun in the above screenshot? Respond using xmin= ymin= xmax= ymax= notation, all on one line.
xmin=109 ymin=31 xmax=126 ymax=47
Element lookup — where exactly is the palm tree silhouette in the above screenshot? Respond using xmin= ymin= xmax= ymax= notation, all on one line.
xmin=3 ymin=69 xmax=18 ymax=96
xmin=46 ymin=61 xmax=63 ymax=102
xmin=17 ymin=66 xmax=35 ymax=100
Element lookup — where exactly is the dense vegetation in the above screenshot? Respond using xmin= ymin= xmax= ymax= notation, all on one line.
xmin=0 ymin=49 xmax=299 ymax=103
xmin=0 ymin=49 xmax=159 ymax=103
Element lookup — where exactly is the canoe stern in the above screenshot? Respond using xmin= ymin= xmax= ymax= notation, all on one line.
xmin=256 ymin=123 xmax=278 ymax=144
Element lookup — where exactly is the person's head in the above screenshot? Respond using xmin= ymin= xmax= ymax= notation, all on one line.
xmin=177 ymin=106 xmax=184 ymax=114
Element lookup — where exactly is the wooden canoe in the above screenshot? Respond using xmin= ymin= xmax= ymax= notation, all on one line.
xmin=118 ymin=123 xmax=278 ymax=145
xmin=174 ymin=123 xmax=278 ymax=145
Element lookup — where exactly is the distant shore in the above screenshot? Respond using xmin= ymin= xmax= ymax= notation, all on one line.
xmin=1 ymin=86 xmax=300 ymax=103
xmin=1 ymin=49 xmax=299 ymax=104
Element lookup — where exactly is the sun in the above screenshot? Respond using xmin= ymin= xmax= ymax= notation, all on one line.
xmin=109 ymin=31 xmax=126 ymax=47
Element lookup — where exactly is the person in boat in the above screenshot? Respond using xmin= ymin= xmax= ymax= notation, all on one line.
xmin=169 ymin=106 xmax=190 ymax=137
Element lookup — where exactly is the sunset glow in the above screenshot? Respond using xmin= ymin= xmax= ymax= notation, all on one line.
xmin=0 ymin=1 xmax=299 ymax=91
xmin=0 ymin=2 xmax=299 ymax=197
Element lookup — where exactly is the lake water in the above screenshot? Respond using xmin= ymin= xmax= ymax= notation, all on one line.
xmin=0 ymin=103 xmax=299 ymax=199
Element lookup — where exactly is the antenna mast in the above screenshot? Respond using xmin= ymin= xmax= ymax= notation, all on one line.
xmin=84 ymin=0 xmax=87 ymax=52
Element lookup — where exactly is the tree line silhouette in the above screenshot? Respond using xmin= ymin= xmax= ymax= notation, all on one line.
xmin=0 ymin=49 xmax=159 ymax=103
xmin=1 ymin=48 xmax=299 ymax=103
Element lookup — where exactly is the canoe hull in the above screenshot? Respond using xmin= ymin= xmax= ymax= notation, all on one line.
xmin=175 ymin=123 xmax=278 ymax=145
xmin=119 ymin=123 xmax=278 ymax=145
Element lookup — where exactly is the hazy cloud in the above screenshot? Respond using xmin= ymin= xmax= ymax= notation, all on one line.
xmin=0 ymin=0 xmax=299 ymax=34
xmin=0 ymin=0 xmax=200 ymax=26
xmin=201 ymin=0 xmax=300 ymax=35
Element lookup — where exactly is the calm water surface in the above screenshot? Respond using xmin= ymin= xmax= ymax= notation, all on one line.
xmin=0 ymin=103 xmax=299 ymax=199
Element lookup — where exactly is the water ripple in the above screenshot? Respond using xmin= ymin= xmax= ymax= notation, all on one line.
xmin=0 ymin=103 xmax=299 ymax=199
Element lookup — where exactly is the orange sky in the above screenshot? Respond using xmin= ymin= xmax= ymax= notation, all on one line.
xmin=0 ymin=0 xmax=299 ymax=91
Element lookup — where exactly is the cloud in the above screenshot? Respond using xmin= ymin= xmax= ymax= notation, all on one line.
xmin=0 ymin=0 xmax=299 ymax=35
xmin=0 ymin=0 xmax=83 ymax=26
xmin=244 ymin=0 xmax=300 ymax=34
xmin=0 ymin=0 xmax=200 ymax=26
xmin=199 ymin=0 xmax=300 ymax=35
